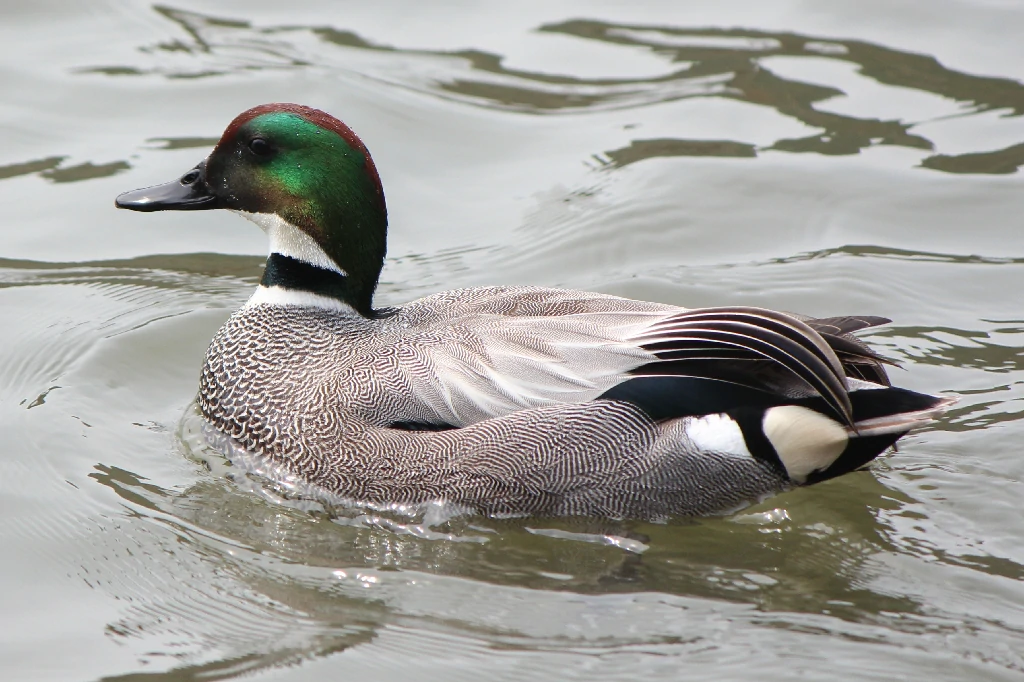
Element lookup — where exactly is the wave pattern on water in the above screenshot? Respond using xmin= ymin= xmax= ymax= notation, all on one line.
xmin=2 ymin=214 xmax=1021 ymax=674
xmin=1 ymin=1 xmax=1023 ymax=679
xmin=1 ymin=6 xmax=1015 ymax=185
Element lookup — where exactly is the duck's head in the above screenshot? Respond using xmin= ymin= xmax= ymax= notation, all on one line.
xmin=116 ymin=103 xmax=387 ymax=316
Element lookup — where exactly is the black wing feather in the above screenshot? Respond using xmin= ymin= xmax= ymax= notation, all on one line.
xmin=621 ymin=307 xmax=896 ymax=426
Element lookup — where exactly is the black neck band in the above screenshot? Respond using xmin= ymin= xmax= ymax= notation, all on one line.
xmin=261 ymin=252 xmax=394 ymax=319
xmin=262 ymin=252 xmax=353 ymax=304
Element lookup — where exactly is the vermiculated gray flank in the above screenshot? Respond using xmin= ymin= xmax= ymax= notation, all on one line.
xmin=200 ymin=287 xmax=790 ymax=518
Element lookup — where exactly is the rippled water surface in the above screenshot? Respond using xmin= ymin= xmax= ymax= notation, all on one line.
xmin=2 ymin=1 xmax=1023 ymax=679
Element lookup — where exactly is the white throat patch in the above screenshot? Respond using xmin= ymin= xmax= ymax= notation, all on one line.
xmin=233 ymin=210 xmax=346 ymax=275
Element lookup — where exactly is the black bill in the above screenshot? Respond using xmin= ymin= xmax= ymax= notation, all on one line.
xmin=115 ymin=162 xmax=221 ymax=212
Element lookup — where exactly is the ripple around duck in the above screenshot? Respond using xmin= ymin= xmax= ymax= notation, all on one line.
xmin=3 ymin=239 xmax=1021 ymax=679
xmin=0 ymin=256 xmax=260 ymax=409
xmin=79 ymin=472 xmax=1024 ymax=680
xmin=165 ymin=391 xmax=1024 ymax=632
xmin=1 ymin=2 xmax=1022 ymax=678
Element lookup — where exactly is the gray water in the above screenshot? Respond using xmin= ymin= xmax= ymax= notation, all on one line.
xmin=2 ymin=1 xmax=1023 ymax=680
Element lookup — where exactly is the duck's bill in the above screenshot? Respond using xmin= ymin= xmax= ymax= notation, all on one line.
xmin=115 ymin=163 xmax=221 ymax=212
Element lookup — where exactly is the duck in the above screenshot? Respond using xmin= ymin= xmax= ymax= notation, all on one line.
xmin=115 ymin=103 xmax=951 ymax=520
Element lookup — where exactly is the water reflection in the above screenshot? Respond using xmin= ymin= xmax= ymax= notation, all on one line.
xmin=145 ymin=137 xmax=222 ymax=151
xmin=86 ymin=439 xmax=1024 ymax=679
xmin=41 ymin=161 xmax=130 ymax=183
xmin=4 ymin=239 xmax=1020 ymax=677
xmin=85 ymin=459 xmax=912 ymax=664
xmin=3 ymin=2 xmax=1022 ymax=678
xmin=6 ymin=7 xmax=1022 ymax=184
xmin=921 ymin=142 xmax=1024 ymax=174
xmin=600 ymin=138 xmax=757 ymax=168
xmin=0 ymin=157 xmax=130 ymax=183
xmin=0 ymin=254 xmax=262 ymax=294
xmin=768 ymin=244 xmax=1024 ymax=267
xmin=0 ymin=156 xmax=64 ymax=181
xmin=68 ymin=7 xmax=1024 ymax=176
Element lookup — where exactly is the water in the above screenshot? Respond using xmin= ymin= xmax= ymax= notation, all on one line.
xmin=2 ymin=1 xmax=1023 ymax=679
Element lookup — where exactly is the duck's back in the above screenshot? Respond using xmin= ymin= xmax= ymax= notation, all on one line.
xmin=202 ymin=285 xmax=678 ymax=428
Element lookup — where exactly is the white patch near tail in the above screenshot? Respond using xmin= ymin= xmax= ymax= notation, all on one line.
xmin=763 ymin=405 xmax=849 ymax=483
xmin=684 ymin=413 xmax=750 ymax=458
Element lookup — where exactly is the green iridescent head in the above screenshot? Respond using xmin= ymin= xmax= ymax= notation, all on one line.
xmin=116 ymin=103 xmax=388 ymax=314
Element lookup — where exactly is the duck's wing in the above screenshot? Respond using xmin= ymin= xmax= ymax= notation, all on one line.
xmin=384 ymin=287 xmax=668 ymax=425
xmin=385 ymin=287 xmax=893 ymax=428
xmin=623 ymin=307 xmax=897 ymax=424
xmin=803 ymin=315 xmax=896 ymax=386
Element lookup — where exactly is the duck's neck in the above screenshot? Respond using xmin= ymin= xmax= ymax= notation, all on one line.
xmin=257 ymin=252 xmax=364 ymax=312
xmin=262 ymin=212 xmax=346 ymax=274
xmin=238 ymin=211 xmax=380 ymax=317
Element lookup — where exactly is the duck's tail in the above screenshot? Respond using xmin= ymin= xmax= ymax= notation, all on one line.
xmin=753 ymin=385 xmax=955 ymax=485
xmin=604 ymin=376 xmax=954 ymax=485
xmin=692 ymin=384 xmax=954 ymax=485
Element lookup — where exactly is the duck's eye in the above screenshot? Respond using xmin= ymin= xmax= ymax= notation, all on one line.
xmin=248 ymin=137 xmax=272 ymax=157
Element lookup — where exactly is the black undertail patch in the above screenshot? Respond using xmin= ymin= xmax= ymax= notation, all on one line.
xmin=602 ymin=376 xmax=945 ymax=425
xmin=803 ymin=433 xmax=902 ymax=484
xmin=846 ymin=387 xmax=945 ymax=421
xmin=727 ymin=407 xmax=787 ymax=477
xmin=598 ymin=376 xmax=788 ymax=423
xmin=599 ymin=376 xmax=947 ymax=484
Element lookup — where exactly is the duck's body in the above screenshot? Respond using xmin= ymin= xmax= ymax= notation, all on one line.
xmin=205 ymin=285 xmax=779 ymax=518
xmin=117 ymin=103 xmax=950 ymax=519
